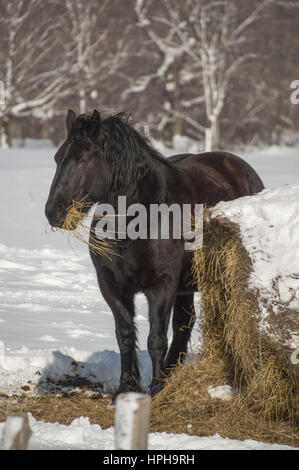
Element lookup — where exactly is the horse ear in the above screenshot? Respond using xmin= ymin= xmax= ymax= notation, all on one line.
xmin=66 ymin=109 xmax=76 ymax=134
xmin=89 ymin=109 xmax=101 ymax=140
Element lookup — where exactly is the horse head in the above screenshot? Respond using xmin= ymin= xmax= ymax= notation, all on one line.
xmin=45 ymin=109 xmax=110 ymax=228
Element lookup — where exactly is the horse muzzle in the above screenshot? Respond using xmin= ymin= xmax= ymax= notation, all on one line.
xmin=45 ymin=201 xmax=66 ymax=228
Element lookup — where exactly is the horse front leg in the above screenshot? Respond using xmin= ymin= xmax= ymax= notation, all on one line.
xmin=147 ymin=285 xmax=176 ymax=396
xmin=113 ymin=305 xmax=142 ymax=398
xmin=97 ymin=270 xmax=142 ymax=401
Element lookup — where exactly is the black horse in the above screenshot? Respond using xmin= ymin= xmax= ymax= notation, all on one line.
xmin=45 ymin=109 xmax=264 ymax=400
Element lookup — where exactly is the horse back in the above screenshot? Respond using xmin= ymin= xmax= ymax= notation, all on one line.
xmin=168 ymin=151 xmax=264 ymax=206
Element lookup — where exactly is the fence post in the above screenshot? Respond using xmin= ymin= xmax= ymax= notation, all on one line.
xmin=1 ymin=414 xmax=32 ymax=450
xmin=114 ymin=392 xmax=151 ymax=450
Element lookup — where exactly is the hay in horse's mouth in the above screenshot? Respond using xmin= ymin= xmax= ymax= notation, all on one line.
xmin=62 ymin=203 xmax=86 ymax=231
xmin=61 ymin=199 xmax=117 ymax=259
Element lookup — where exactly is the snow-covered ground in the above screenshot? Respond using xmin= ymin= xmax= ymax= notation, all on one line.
xmin=0 ymin=414 xmax=294 ymax=451
xmin=0 ymin=142 xmax=298 ymax=450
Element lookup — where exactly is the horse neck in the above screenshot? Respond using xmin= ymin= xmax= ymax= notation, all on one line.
xmin=101 ymin=119 xmax=185 ymax=206
xmin=136 ymin=155 xmax=183 ymax=207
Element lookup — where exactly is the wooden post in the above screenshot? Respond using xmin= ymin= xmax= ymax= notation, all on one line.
xmin=114 ymin=392 xmax=151 ymax=450
xmin=1 ymin=414 xmax=32 ymax=450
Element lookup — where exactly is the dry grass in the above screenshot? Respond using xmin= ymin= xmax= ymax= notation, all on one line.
xmin=0 ymin=393 xmax=114 ymax=428
xmin=150 ymin=359 xmax=298 ymax=447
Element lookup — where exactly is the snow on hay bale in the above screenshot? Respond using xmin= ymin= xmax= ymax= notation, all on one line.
xmin=151 ymin=183 xmax=299 ymax=444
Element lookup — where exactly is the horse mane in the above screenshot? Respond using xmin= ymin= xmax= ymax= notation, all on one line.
xmin=69 ymin=111 xmax=176 ymax=195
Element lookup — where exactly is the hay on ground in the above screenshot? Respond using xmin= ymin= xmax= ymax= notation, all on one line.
xmin=0 ymin=394 xmax=114 ymax=428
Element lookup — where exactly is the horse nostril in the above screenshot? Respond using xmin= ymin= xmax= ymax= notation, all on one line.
xmin=45 ymin=202 xmax=65 ymax=226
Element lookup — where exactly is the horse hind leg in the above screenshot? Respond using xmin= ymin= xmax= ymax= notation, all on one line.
xmin=147 ymin=284 xmax=177 ymax=396
xmin=164 ymin=294 xmax=195 ymax=370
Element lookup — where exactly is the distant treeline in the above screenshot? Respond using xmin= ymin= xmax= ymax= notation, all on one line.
xmin=0 ymin=0 xmax=299 ymax=149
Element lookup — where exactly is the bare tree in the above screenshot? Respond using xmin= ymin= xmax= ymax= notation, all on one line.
xmin=133 ymin=0 xmax=269 ymax=151
xmin=0 ymin=0 xmax=66 ymax=148
xmin=1 ymin=0 xmax=297 ymax=147
xmin=62 ymin=0 xmax=103 ymax=114
xmin=186 ymin=1 xmax=268 ymax=151
xmin=132 ymin=0 xmax=190 ymax=141
xmin=60 ymin=0 xmax=132 ymax=114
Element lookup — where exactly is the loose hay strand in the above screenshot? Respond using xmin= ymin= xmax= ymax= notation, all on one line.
xmin=61 ymin=199 xmax=119 ymax=259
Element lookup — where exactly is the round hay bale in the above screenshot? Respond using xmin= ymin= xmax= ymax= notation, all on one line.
xmin=192 ymin=215 xmax=297 ymax=424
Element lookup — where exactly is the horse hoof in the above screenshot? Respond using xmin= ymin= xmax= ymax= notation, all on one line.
xmin=149 ymin=381 xmax=164 ymax=397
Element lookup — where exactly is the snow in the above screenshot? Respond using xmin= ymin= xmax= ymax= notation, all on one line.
xmin=207 ymin=385 xmax=235 ymax=400
xmin=0 ymin=142 xmax=298 ymax=450
xmin=0 ymin=413 xmax=295 ymax=451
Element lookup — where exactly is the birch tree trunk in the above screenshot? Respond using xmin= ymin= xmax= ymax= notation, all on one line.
xmin=0 ymin=118 xmax=12 ymax=149
xmin=205 ymin=115 xmax=220 ymax=152
xmin=79 ymin=87 xmax=87 ymax=114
